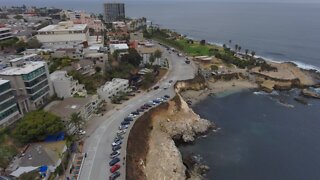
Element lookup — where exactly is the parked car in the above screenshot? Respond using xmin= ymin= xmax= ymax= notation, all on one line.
xmin=144 ymin=103 xmax=152 ymax=108
xmin=110 ymin=164 xmax=121 ymax=173
xmin=112 ymin=140 xmax=122 ymax=147
xmin=112 ymin=145 xmax=121 ymax=152
xmin=117 ymin=130 xmax=126 ymax=136
xmin=137 ymin=108 xmax=144 ymax=112
xmin=141 ymin=105 xmax=148 ymax=109
xmin=169 ymin=80 xmax=173 ymax=83
xmin=109 ymin=157 xmax=120 ymax=166
xmin=164 ymin=95 xmax=170 ymax=99
xmin=153 ymin=86 xmax=159 ymax=90
xmin=121 ymin=121 xmax=130 ymax=126
xmin=110 ymin=151 xmax=120 ymax=158
xmin=131 ymin=111 xmax=139 ymax=115
xmin=119 ymin=124 xmax=129 ymax=130
xmin=109 ymin=171 xmax=120 ymax=180
xmin=153 ymin=100 xmax=161 ymax=104
xmin=114 ymin=135 xmax=123 ymax=142
xmin=124 ymin=117 xmax=133 ymax=122
xmin=156 ymin=98 xmax=164 ymax=102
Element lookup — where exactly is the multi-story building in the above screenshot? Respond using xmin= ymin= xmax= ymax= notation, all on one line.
xmin=0 ymin=79 xmax=20 ymax=126
xmin=50 ymin=71 xmax=87 ymax=98
xmin=97 ymin=78 xmax=129 ymax=100
xmin=103 ymin=3 xmax=125 ymax=23
xmin=0 ymin=27 xmax=13 ymax=41
xmin=36 ymin=21 xmax=89 ymax=49
xmin=0 ymin=55 xmax=54 ymax=115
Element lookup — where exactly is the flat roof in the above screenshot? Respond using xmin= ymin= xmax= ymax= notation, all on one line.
xmin=9 ymin=54 xmax=38 ymax=62
xmin=47 ymin=96 xmax=94 ymax=120
xmin=110 ymin=43 xmax=129 ymax=50
xmin=0 ymin=61 xmax=45 ymax=76
xmin=38 ymin=22 xmax=87 ymax=32
xmin=0 ymin=79 xmax=9 ymax=85
xmin=0 ymin=27 xmax=11 ymax=31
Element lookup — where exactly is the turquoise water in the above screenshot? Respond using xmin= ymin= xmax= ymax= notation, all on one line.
xmin=179 ymin=90 xmax=320 ymax=180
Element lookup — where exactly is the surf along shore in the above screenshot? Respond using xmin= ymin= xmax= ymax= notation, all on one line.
xmin=126 ymin=28 xmax=320 ymax=180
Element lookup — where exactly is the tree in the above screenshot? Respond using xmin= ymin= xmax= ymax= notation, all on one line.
xmin=200 ymin=39 xmax=206 ymax=45
xmin=210 ymin=65 xmax=219 ymax=71
xmin=238 ymin=46 xmax=242 ymax=52
xmin=245 ymin=49 xmax=249 ymax=55
xmin=235 ymin=44 xmax=239 ymax=52
xmin=154 ymin=49 xmax=162 ymax=59
xmin=223 ymin=44 xmax=227 ymax=49
xmin=251 ymin=51 xmax=256 ymax=57
xmin=229 ymin=40 xmax=232 ymax=45
xmin=13 ymin=111 xmax=64 ymax=143
xmin=95 ymin=66 xmax=102 ymax=73
xmin=141 ymin=72 xmax=155 ymax=89
xmin=13 ymin=14 xmax=23 ymax=20
xmin=69 ymin=113 xmax=85 ymax=134
xmin=149 ymin=53 xmax=156 ymax=65
xmin=27 ymin=38 xmax=42 ymax=49
xmin=120 ymin=48 xmax=142 ymax=67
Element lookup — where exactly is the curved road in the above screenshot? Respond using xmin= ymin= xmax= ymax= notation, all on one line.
xmin=79 ymin=44 xmax=196 ymax=180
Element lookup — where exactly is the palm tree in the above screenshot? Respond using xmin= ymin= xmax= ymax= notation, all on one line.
xmin=235 ymin=44 xmax=239 ymax=52
xmin=245 ymin=49 xmax=249 ymax=55
xmin=69 ymin=112 xmax=85 ymax=134
xmin=228 ymin=40 xmax=232 ymax=46
xmin=251 ymin=51 xmax=256 ymax=57
xmin=238 ymin=46 xmax=242 ymax=53
xmin=223 ymin=44 xmax=227 ymax=49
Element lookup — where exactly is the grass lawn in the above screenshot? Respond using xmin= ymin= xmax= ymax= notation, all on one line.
xmin=175 ymin=39 xmax=221 ymax=56
xmin=0 ymin=133 xmax=19 ymax=169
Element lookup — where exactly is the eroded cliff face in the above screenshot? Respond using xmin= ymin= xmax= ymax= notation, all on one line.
xmin=144 ymin=95 xmax=214 ymax=180
xmin=175 ymin=74 xmax=207 ymax=93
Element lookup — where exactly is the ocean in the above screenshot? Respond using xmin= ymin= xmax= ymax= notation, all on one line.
xmin=3 ymin=1 xmax=320 ymax=179
xmin=3 ymin=0 xmax=320 ymax=70
xmin=179 ymin=90 xmax=320 ymax=180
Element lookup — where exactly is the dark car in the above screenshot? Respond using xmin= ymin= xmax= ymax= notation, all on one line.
xmin=114 ymin=135 xmax=123 ymax=142
xmin=112 ymin=145 xmax=121 ymax=152
xmin=109 ymin=171 xmax=120 ymax=180
xmin=164 ymin=95 xmax=170 ymax=99
xmin=121 ymin=121 xmax=130 ymax=125
xmin=153 ymin=100 xmax=161 ymax=104
xmin=137 ymin=108 xmax=144 ymax=112
xmin=169 ymin=80 xmax=173 ymax=83
xmin=144 ymin=103 xmax=152 ymax=108
xmin=141 ymin=105 xmax=148 ymax=109
xmin=131 ymin=111 xmax=139 ymax=115
xmin=109 ymin=157 xmax=120 ymax=166
xmin=153 ymin=86 xmax=159 ymax=90
xmin=124 ymin=117 xmax=133 ymax=122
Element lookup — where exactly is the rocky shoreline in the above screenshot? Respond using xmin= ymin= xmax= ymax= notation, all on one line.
xmin=126 ymin=60 xmax=320 ymax=180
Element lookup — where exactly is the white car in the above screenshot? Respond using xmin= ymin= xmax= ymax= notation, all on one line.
xmin=79 ymin=130 xmax=86 ymax=135
xmin=112 ymin=140 xmax=122 ymax=147
xmin=156 ymin=98 xmax=164 ymax=102
xmin=110 ymin=151 xmax=120 ymax=158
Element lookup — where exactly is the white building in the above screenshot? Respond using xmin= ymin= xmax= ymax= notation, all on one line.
xmin=97 ymin=78 xmax=129 ymax=100
xmin=0 ymin=54 xmax=54 ymax=114
xmin=0 ymin=79 xmax=20 ymax=126
xmin=137 ymin=46 xmax=163 ymax=66
xmin=109 ymin=43 xmax=129 ymax=54
xmin=0 ymin=27 xmax=13 ymax=41
xmin=50 ymin=71 xmax=87 ymax=98
xmin=36 ymin=21 xmax=89 ymax=49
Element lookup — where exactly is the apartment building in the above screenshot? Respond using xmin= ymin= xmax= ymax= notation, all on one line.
xmin=0 ymin=27 xmax=13 ymax=41
xmin=0 ymin=79 xmax=20 ymax=126
xmin=0 ymin=55 xmax=54 ymax=115
xmin=36 ymin=21 xmax=89 ymax=49
xmin=103 ymin=3 xmax=125 ymax=22
xmin=97 ymin=78 xmax=129 ymax=100
xmin=50 ymin=71 xmax=87 ymax=98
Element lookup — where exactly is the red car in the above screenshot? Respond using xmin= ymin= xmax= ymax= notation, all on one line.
xmin=110 ymin=164 xmax=121 ymax=173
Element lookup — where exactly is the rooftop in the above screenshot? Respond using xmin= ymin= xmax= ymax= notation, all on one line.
xmin=110 ymin=43 xmax=129 ymax=50
xmin=0 ymin=79 xmax=9 ymax=85
xmin=0 ymin=61 xmax=45 ymax=76
xmin=50 ymin=71 xmax=69 ymax=81
xmin=19 ymin=141 xmax=66 ymax=167
xmin=0 ymin=27 xmax=11 ymax=31
xmin=38 ymin=21 xmax=87 ymax=32
xmin=47 ymin=96 xmax=95 ymax=120
xmin=102 ymin=78 xmax=128 ymax=92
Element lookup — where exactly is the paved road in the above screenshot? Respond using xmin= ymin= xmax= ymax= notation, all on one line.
xmin=79 ymin=44 xmax=195 ymax=180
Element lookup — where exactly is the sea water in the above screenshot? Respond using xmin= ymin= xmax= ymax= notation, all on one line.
xmin=179 ymin=90 xmax=320 ymax=180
